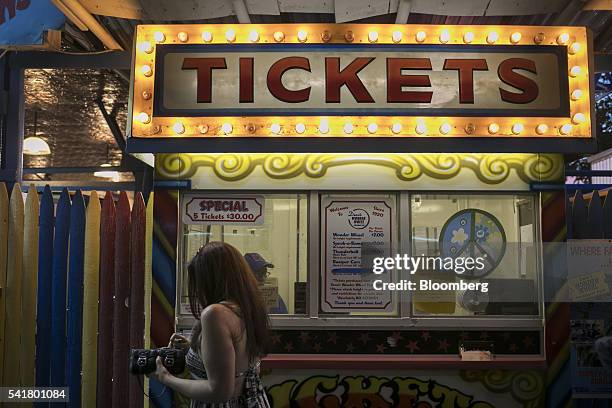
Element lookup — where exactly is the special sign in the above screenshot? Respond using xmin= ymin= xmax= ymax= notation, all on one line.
xmin=183 ymin=194 xmax=264 ymax=225
xmin=130 ymin=24 xmax=592 ymax=139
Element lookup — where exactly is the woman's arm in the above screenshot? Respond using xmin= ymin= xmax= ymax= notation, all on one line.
xmin=150 ymin=304 xmax=237 ymax=402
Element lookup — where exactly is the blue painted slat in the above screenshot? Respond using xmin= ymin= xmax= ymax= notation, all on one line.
xmin=35 ymin=186 xmax=54 ymax=392
xmin=66 ymin=190 xmax=86 ymax=407
xmin=49 ymin=189 xmax=71 ymax=386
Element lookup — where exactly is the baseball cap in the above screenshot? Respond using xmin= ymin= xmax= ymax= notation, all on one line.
xmin=244 ymin=253 xmax=274 ymax=271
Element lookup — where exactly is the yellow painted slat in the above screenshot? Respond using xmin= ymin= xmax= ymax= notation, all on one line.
xmin=143 ymin=194 xmax=154 ymax=408
xmin=3 ymin=184 xmax=24 ymax=386
xmin=0 ymin=182 xmax=9 ymax=387
xmin=21 ymin=184 xmax=40 ymax=397
xmin=82 ymin=191 xmax=101 ymax=407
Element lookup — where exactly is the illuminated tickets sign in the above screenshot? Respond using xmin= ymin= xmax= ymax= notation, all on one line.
xmin=130 ymin=24 xmax=592 ymax=139
xmin=182 ymin=193 xmax=265 ymax=225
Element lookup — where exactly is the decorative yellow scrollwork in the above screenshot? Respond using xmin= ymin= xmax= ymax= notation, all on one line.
xmin=156 ymin=153 xmax=563 ymax=184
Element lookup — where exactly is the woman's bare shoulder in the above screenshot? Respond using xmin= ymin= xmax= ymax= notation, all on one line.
xmin=201 ymin=303 xmax=241 ymax=329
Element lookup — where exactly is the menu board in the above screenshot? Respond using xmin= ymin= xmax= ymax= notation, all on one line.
xmin=321 ymin=196 xmax=395 ymax=313
xmin=182 ymin=193 xmax=264 ymax=225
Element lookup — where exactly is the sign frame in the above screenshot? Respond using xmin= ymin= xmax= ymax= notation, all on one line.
xmin=127 ymin=23 xmax=596 ymax=154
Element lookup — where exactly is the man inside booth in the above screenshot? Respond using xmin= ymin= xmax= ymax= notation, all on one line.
xmin=245 ymin=253 xmax=288 ymax=314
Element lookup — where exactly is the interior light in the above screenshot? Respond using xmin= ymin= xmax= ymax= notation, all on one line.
xmin=392 ymin=30 xmax=402 ymax=43
xmin=367 ymin=123 xmax=378 ymax=134
xmin=488 ymin=123 xmax=499 ymax=134
xmin=23 ymin=136 xmax=51 ymax=155
xmin=439 ymin=30 xmax=450 ymax=43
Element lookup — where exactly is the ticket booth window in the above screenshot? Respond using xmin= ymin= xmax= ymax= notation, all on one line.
xmin=179 ymin=194 xmax=308 ymax=319
xmin=411 ymin=194 xmax=540 ymax=317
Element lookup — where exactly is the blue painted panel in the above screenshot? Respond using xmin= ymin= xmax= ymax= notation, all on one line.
xmin=0 ymin=0 xmax=65 ymax=46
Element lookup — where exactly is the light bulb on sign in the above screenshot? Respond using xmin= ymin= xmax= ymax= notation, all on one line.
xmin=511 ymin=123 xmax=523 ymax=135
xmin=136 ymin=112 xmax=150 ymax=124
xmin=368 ymin=31 xmax=378 ymax=43
xmin=535 ymin=124 xmax=548 ymax=134
xmin=226 ymin=29 xmax=236 ymax=42
xmin=318 ymin=120 xmax=329 ymax=134
xmin=415 ymin=31 xmax=426 ymax=43
xmin=439 ymin=123 xmax=451 ymax=135
xmin=439 ymin=30 xmax=450 ymax=43
xmin=297 ymin=30 xmax=308 ymax=42
xmin=572 ymin=113 xmax=586 ymax=124
xmin=463 ymin=32 xmax=474 ymax=44
xmin=138 ymin=41 xmax=152 ymax=54
xmin=560 ymin=123 xmax=572 ymax=135
xmin=571 ymin=89 xmax=583 ymax=100
xmin=488 ymin=123 xmax=499 ymax=134
xmin=222 ymin=123 xmax=233 ymax=134
xmin=270 ymin=123 xmax=281 ymax=134
xmin=343 ymin=123 xmax=353 ymax=134
xmin=391 ymin=123 xmax=402 ymax=134
xmin=295 ymin=123 xmax=306 ymax=134
xmin=173 ymin=122 xmax=185 ymax=134
xmin=153 ymin=31 xmax=165 ymax=43
xmin=202 ymin=31 xmax=213 ymax=42
xmin=570 ymin=66 xmax=581 ymax=77
xmin=510 ymin=32 xmax=522 ymax=44
xmin=415 ymin=122 xmax=426 ymax=135
xmin=392 ymin=31 xmax=402 ymax=43
xmin=557 ymin=33 xmax=570 ymax=45
xmin=141 ymin=65 xmax=152 ymax=77
xmin=486 ymin=32 xmax=498 ymax=44
xmin=570 ymin=42 xmax=581 ymax=54
xmin=273 ymin=31 xmax=284 ymax=42
xmin=367 ymin=123 xmax=378 ymax=134
xmin=177 ymin=31 xmax=188 ymax=42
xmin=248 ymin=30 xmax=259 ymax=43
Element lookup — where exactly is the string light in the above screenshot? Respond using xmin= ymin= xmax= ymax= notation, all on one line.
xmin=535 ymin=124 xmax=548 ymax=134
xmin=571 ymin=89 xmax=583 ymax=100
xmin=367 ymin=123 xmax=378 ymax=134
xmin=415 ymin=31 xmax=426 ymax=43
xmin=343 ymin=123 xmax=353 ymax=134
xmin=173 ymin=122 xmax=185 ymax=134
xmin=297 ymin=30 xmax=308 ymax=42
xmin=136 ymin=112 xmax=150 ymax=124
xmin=439 ymin=30 xmax=450 ymax=43
xmin=177 ymin=31 xmax=188 ymax=42
xmin=295 ymin=123 xmax=306 ymax=134
xmin=153 ymin=31 xmax=165 ymax=43
xmin=248 ymin=30 xmax=259 ymax=42
xmin=202 ymin=31 xmax=213 ymax=42
xmin=226 ymin=29 xmax=236 ymax=42
xmin=486 ymin=31 xmax=499 ymax=44
xmin=368 ymin=31 xmax=378 ymax=43
xmin=392 ymin=30 xmax=402 ymax=43
xmin=270 ymin=123 xmax=281 ymax=134
xmin=510 ymin=32 xmax=522 ymax=44
xmin=222 ymin=123 xmax=233 ymax=134
xmin=488 ymin=123 xmax=499 ymax=134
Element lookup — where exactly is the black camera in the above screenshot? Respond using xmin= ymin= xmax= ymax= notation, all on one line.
xmin=129 ymin=348 xmax=186 ymax=375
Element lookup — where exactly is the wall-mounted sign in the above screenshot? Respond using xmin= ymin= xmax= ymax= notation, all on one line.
xmin=129 ymin=24 xmax=592 ymax=144
xmin=321 ymin=196 xmax=395 ymax=313
xmin=182 ymin=193 xmax=264 ymax=225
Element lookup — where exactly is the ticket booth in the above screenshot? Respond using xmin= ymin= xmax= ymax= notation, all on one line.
xmin=128 ymin=24 xmax=594 ymax=407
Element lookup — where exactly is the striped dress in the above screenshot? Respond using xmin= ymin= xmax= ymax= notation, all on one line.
xmin=185 ymin=347 xmax=271 ymax=408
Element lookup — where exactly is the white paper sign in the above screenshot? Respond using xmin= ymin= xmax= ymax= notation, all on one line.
xmin=321 ymin=197 xmax=395 ymax=312
xmin=183 ymin=194 xmax=265 ymax=225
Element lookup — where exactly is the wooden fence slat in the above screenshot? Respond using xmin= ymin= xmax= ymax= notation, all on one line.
xmin=129 ymin=193 xmax=146 ymax=408
xmin=67 ymin=191 xmax=86 ymax=407
xmin=571 ymin=190 xmax=589 ymax=239
xmin=587 ymin=191 xmax=604 ymax=239
xmin=603 ymin=193 xmax=612 ymax=239
xmin=21 ymin=184 xmax=40 ymax=391
xmin=112 ymin=191 xmax=131 ymax=408
xmin=143 ymin=193 xmax=154 ymax=408
xmin=82 ymin=191 xmax=101 ymax=407
xmin=0 ymin=182 xmax=9 ymax=387
xmin=3 ymin=184 xmax=25 ymax=386
xmin=97 ymin=192 xmax=116 ymax=407
xmin=50 ymin=189 xmax=71 ymax=386
xmin=36 ymin=185 xmax=54 ymax=390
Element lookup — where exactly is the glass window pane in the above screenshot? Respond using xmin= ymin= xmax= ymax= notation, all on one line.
xmin=410 ymin=194 xmax=540 ymax=317
xmin=180 ymin=194 xmax=308 ymax=316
